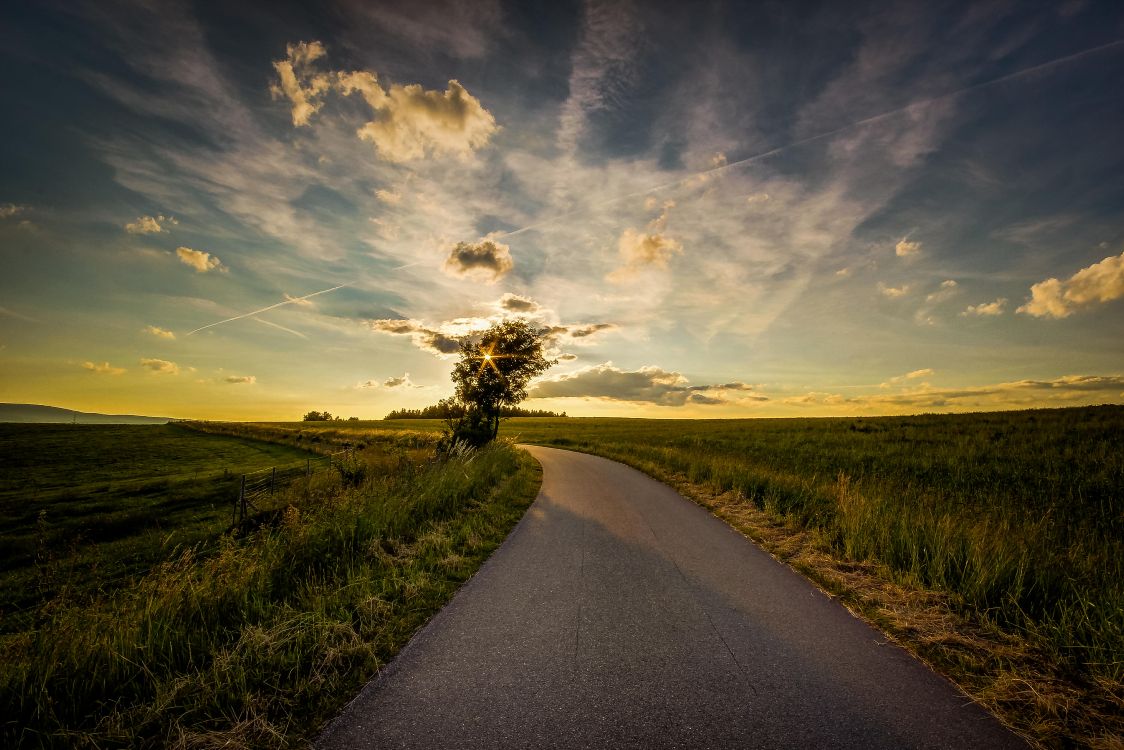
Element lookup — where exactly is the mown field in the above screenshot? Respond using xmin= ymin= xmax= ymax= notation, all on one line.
xmin=0 ymin=423 xmax=540 ymax=748
xmin=0 ymin=424 xmax=315 ymax=634
xmin=283 ymin=407 xmax=1124 ymax=747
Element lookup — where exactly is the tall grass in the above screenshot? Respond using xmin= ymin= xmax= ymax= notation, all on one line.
xmin=507 ymin=407 xmax=1124 ymax=687
xmin=1 ymin=439 xmax=539 ymax=748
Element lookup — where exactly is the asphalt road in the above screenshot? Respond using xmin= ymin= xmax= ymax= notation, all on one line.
xmin=318 ymin=445 xmax=1026 ymax=749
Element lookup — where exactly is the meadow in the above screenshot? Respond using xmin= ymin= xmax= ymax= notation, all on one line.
xmin=275 ymin=407 xmax=1123 ymax=747
xmin=1 ymin=424 xmax=540 ymax=748
xmin=0 ymin=424 xmax=314 ymax=634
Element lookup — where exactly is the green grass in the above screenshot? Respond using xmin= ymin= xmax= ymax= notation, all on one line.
xmin=0 ymin=424 xmax=316 ymax=634
xmin=1 ymin=422 xmax=539 ymax=748
xmin=266 ymin=408 xmax=1124 ymax=746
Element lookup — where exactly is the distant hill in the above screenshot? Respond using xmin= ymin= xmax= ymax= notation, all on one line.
xmin=0 ymin=403 xmax=171 ymax=424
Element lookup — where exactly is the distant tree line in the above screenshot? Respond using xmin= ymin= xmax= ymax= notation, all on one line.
xmin=302 ymin=411 xmax=360 ymax=422
xmin=384 ymin=397 xmax=566 ymax=421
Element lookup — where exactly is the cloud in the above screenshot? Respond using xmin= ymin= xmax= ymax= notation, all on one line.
xmin=878 ymin=282 xmax=910 ymax=298
xmin=443 ymin=238 xmax=514 ymax=283
xmin=143 ymin=325 xmax=176 ymax=340
xmin=175 ymin=246 xmax=223 ymax=273
xmin=139 ymin=358 xmax=179 ymax=374
xmin=0 ymin=203 xmax=29 ymax=219
xmin=367 ymin=318 xmax=463 ymax=356
xmin=788 ymin=374 xmax=1124 ymax=412
xmin=496 ymin=293 xmax=539 ymax=313
xmin=567 ymin=323 xmax=616 ymax=338
xmin=926 ymin=279 xmax=958 ymax=302
xmin=337 ymin=71 xmax=497 ymax=162
xmin=83 ymin=361 xmax=125 ymax=375
xmin=529 ymin=362 xmax=764 ymax=406
xmin=270 ymin=41 xmax=331 ymax=126
xmin=895 ymin=238 xmax=922 ymax=257
xmin=1017 ymin=249 xmax=1124 ymax=318
xmin=224 ymin=375 xmax=256 ymax=384
xmin=283 ymin=292 xmax=314 ymax=308
xmin=745 ymin=192 xmax=771 ymax=205
xmin=607 ymin=229 xmax=683 ymax=282
xmin=880 ymin=368 xmax=934 ymax=388
xmin=125 ymin=214 xmax=176 ymax=234
xmin=375 ymin=188 xmax=402 ymax=205
xmin=962 ymin=298 xmax=1007 ymax=316
xmin=358 ymin=372 xmax=422 ymax=389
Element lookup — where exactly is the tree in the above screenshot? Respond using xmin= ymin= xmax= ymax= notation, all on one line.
xmin=447 ymin=319 xmax=554 ymax=444
xmin=302 ymin=410 xmax=333 ymax=421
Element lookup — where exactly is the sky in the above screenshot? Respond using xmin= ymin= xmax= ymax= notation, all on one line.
xmin=1 ymin=0 xmax=1123 ymax=420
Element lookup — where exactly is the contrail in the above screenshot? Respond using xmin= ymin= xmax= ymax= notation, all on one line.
xmin=253 ymin=316 xmax=309 ymax=339
xmin=186 ymin=282 xmax=354 ymax=335
xmin=494 ymin=38 xmax=1124 ymax=241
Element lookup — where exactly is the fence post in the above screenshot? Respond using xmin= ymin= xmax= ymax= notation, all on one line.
xmin=235 ymin=474 xmax=246 ymax=524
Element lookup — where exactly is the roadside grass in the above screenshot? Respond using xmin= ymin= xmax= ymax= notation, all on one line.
xmin=493 ymin=406 xmax=1123 ymax=748
xmin=0 ymin=424 xmax=315 ymax=634
xmin=1 ymin=430 xmax=539 ymax=748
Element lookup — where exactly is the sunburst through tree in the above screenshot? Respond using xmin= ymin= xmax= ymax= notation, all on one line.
xmin=447 ymin=319 xmax=555 ymax=445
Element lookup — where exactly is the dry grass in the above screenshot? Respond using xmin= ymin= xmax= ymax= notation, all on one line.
xmin=661 ymin=472 xmax=1123 ymax=749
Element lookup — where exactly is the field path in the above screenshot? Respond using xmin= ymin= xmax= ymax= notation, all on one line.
xmin=318 ymin=445 xmax=1025 ymax=749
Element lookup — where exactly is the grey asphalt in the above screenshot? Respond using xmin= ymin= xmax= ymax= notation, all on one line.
xmin=317 ymin=445 xmax=1026 ymax=749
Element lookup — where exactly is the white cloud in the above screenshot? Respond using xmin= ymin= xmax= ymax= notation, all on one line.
xmin=143 ymin=325 xmax=176 ymax=340
xmin=881 ymin=368 xmax=934 ymax=387
xmin=337 ymin=71 xmax=497 ymax=162
xmin=83 ymin=361 xmax=125 ymax=375
xmin=270 ymin=41 xmax=331 ymax=126
xmin=283 ymin=292 xmax=314 ymax=308
xmin=607 ymin=203 xmax=683 ymax=282
xmin=375 ymin=188 xmax=402 ymax=205
xmin=224 ymin=375 xmax=256 ymax=384
xmin=125 ymin=214 xmax=176 ymax=234
xmin=358 ymin=372 xmax=422 ymax=389
xmin=175 ymin=246 xmax=223 ymax=273
xmin=443 ymin=238 xmax=514 ymax=283
xmin=962 ymin=298 xmax=1007 ymax=316
xmin=529 ymin=362 xmax=764 ymax=406
xmin=1017 ymin=249 xmax=1124 ymax=318
xmin=878 ymin=282 xmax=910 ymax=298
xmin=895 ymin=238 xmax=922 ymax=257
xmin=139 ymin=358 xmax=179 ymax=374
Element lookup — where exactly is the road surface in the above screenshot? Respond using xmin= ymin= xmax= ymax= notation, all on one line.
xmin=318 ymin=445 xmax=1025 ymax=749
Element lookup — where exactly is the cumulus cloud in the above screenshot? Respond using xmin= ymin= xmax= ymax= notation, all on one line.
xmin=83 ymin=361 xmax=125 ymax=375
xmin=607 ymin=201 xmax=684 ymax=282
xmin=878 ymin=282 xmax=910 ymax=298
xmin=443 ymin=238 xmax=513 ymax=283
xmin=143 ymin=325 xmax=176 ymax=339
xmin=270 ymin=41 xmax=331 ymax=126
xmin=358 ymin=372 xmax=422 ymax=389
xmin=926 ymin=279 xmax=958 ymax=302
xmin=496 ymin=293 xmax=539 ymax=313
xmin=224 ymin=375 xmax=256 ymax=384
xmin=125 ymin=214 xmax=177 ymax=234
xmin=962 ymin=298 xmax=1007 ymax=316
xmin=529 ymin=362 xmax=764 ymax=406
xmin=1017 ymin=250 xmax=1124 ymax=318
xmin=375 ymin=188 xmax=402 ymax=205
xmin=367 ymin=318 xmax=463 ymax=356
xmin=175 ymin=246 xmax=223 ymax=273
xmin=337 ymin=71 xmax=497 ymax=162
xmin=895 ymin=238 xmax=922 ymax=257
xmin=139 ymin=358 xmax=179 ymax=374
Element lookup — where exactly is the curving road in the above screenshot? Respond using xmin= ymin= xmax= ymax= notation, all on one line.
xmin=318 ymin=445 xmax=1025 ymax=749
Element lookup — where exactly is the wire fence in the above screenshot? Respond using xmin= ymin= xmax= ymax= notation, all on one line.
xmin=233 ymin=448 xmax=351 ymax=525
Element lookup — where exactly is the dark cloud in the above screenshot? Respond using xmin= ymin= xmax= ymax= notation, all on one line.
xmin=529 ymin=363 xmax=765 ymax=406
xmin=367 ymin=319 xmax=461 ymax=355
xmin=498 ymin=293 xmax=539 ymax=312
xmin=443 ymin=239 xmax=513 ymax=283
xmin=568 ymin=323 xmax=616 ymax=338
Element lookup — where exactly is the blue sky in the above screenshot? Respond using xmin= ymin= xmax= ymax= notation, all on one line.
xmin=1 ymin=0 xmax=1123 ymax=419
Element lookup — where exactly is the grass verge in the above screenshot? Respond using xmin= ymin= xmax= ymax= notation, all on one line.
xmin=1 ymin=438 xmax=540 ymax=748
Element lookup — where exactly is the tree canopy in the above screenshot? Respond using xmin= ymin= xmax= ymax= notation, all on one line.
xmin=447 ymin=320 xmax=554 ymax=444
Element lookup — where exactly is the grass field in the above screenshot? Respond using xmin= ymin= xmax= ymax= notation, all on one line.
xmin=269 ymin=407 xmax=1123 ymax=747
xmin=0 ymin=424 xmax=315 ymax=634
xmin=1 ymin=423 xmax=539 ymax=748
